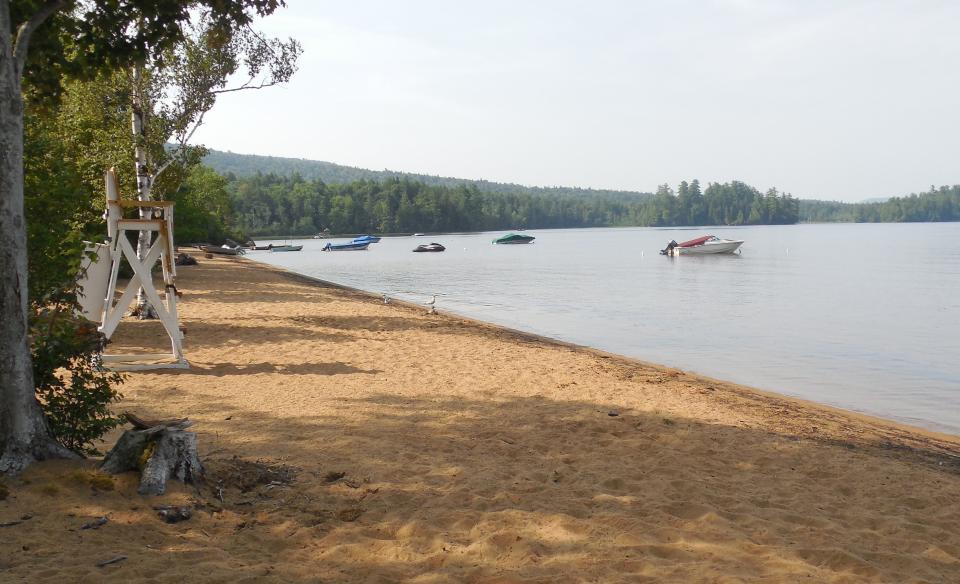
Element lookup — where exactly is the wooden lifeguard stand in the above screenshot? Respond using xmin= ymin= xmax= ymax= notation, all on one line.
xmin=94 ymin=169 xmax=187 ymax=370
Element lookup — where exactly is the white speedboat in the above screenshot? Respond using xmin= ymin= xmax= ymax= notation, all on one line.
xmin=661 ymin=235 xmax=743 ymax=256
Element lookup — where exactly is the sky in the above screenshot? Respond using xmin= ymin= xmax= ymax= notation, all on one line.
xmin=192 ymin=0 xmax=960 ymax=202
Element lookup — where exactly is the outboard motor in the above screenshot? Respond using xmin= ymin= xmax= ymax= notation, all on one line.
xmin=660 ymin=240 xmax=678 ymax=255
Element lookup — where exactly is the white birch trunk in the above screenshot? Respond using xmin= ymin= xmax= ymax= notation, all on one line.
xmin=130 ymin=63 xmax=157 ymax=318
xmin=0 ymin=0 xmax=77 ymax=474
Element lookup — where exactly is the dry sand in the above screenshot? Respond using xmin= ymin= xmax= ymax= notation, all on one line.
xmin=2 ymin=255 xmax=960 ymax=583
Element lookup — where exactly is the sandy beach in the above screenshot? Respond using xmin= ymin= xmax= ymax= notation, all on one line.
xmin=2 ymin=254 xmax=959 ymax=583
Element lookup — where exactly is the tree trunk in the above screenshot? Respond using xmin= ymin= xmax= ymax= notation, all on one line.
xmin=0 ymin=1 xmax=77 ymax=475
xmin=130 ymin=62 xmax=157 ymax=319
xmin=101 ymin=424 xmax=204 ymax=496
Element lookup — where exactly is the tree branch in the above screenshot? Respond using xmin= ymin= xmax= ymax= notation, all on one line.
xmin=153 ymin=108 xmax=206 ymax=183
xmin=13 ymin=0 xmax=65 ymax=76
xmin=211 ymin=77 xmax=281 ymax=95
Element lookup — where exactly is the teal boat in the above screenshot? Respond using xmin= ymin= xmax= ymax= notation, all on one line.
xmin=271 ymin=245 xmax=302 ymax=252
xmin=492 ymin=233 xmax=535 ymax=244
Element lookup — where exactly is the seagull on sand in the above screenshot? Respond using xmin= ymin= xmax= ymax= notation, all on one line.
xmin=425 ymin=294 xmax=437 ymax=314
xmin=382 ymin=293 xmax=390 ymax=305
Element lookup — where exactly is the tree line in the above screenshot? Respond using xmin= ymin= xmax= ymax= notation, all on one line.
xmin=801 ymin=186 xmax=960 ymax=223
xmin=220 ymin=174 xmax=801 ymax=238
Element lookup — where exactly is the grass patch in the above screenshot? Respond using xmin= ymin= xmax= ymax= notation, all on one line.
xmin=68 ymin=469 xmax=115 ymax=491
xmin=662 ymin=417 xmax=676 ymax=426
xmin=39 ymin=483 xmax=62 ymax=496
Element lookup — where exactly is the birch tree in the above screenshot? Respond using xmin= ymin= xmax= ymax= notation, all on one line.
xmin=0 ymin=0 xmax=288 ymax=476
xmin=129 ymin=18 xmax=300 ymax=316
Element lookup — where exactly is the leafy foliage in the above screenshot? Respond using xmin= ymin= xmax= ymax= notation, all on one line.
xmin=19 ymin=1 xmax=289 ymax=107
xmin=23 ymin=109 xmax=124 ymax=456
xmin=172 ymin=165 xmax=237 ymax=243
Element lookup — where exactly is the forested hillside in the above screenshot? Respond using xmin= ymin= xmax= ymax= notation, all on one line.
xmin=200 ymin=150 xmax=956 ymax=238
xmin=204 ymin=148 xmax=655 ymax=201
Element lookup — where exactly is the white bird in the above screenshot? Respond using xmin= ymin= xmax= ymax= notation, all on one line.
xmin=382 ymin=293 xmax=391 ymax=305
xmin=425 ymin=294 xmax=437 ymax=314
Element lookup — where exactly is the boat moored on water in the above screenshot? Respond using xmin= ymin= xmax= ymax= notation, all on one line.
xmin=352 ymin=234 xmax=381 ymax=244
xmin=322 ymin=241 xmax=370 ymax=251
xmin=413 ymin=242 xmax=445 ymax=252
xmin=661 ymin=235 xmax=743 ymax=256
xmin=493 ymin=233 xmax=536 ymax=244
xmin=270 ymin=244 xmax=303 ymax=252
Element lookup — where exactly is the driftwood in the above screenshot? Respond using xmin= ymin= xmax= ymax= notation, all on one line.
xmin=96 ymin=555 xmax=127 ymax=568
xmin=100 ymin=412 xmax=204 ymax=496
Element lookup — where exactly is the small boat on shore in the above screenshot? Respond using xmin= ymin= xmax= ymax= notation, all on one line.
xmin=413 ymin=243 xmax=445 ymax=252
xmin=271 ymin=244 xmax=303 ymax=252
xmin=661 ymin=235 xmax=743 ymax=256
xmin=202 ymin=244 xmax=245 ymax=256
xmin=413 ymin=233 xmax=426 ymax=237
xmin=352 ymin=234 xmax=381 ymax=244
xmin=322 ymin=241 xmax=370 ymax=251
xmin=493 ymin=233 xmax=535 ymax=245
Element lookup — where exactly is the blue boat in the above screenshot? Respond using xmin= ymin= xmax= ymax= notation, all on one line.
xmin=352 ymin=234 xmax=381 ymax=244
xmin=322 ymin=241 xmax=370 ymax=251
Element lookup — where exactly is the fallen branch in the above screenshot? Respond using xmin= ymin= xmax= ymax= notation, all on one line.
xmin=96 ymin=555 xmax=127 ymax=568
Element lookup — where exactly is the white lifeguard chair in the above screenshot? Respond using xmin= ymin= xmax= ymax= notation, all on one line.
xmin=79 ymin=169 xmax=188 ymax=370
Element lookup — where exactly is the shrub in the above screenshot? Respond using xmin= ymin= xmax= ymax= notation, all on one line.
xmin=31 ymin=291 xmax=124 ymax=456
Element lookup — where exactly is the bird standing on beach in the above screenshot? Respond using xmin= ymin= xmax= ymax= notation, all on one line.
xmin=382 ymin=293 xmax=390 ymax=305
xmin=426 ymin=294 xmax=437 ymax=314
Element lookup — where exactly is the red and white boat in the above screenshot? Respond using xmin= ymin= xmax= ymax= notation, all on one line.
xmin=661 ymin=235 xmax=743 ymax=256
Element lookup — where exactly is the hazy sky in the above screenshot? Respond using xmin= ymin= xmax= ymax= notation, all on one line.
xmin=193 ymin=1 xmax=959 ymax=202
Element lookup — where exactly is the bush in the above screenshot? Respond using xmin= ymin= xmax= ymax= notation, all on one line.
xmin=31 ymin=292 xmax=124 ymax=456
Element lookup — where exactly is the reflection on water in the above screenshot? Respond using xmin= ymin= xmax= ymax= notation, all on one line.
xmin=253 ymin=223 xmax=960 ymax=435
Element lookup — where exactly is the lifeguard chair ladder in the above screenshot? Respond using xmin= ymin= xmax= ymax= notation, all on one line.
xmin=96 ymin=169 xmax=188 ymax=370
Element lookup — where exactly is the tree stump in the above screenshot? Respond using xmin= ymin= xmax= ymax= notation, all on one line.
xmin=100 ymin=413 xmax=204 ymax=496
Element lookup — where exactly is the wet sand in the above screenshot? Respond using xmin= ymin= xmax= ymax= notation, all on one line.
xmin=2 ymin=255 xmax=959 ymax=583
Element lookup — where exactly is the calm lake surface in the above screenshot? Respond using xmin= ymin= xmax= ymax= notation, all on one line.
xmin=254 ymin=223 xmax=960 ymax=435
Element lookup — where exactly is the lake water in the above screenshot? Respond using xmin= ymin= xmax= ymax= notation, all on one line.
xmin=253 ymin=223 xmax=960 ymax=435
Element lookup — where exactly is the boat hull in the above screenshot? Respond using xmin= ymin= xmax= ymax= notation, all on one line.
xmin=271 ymin=245 xmax=303 ymax=252
xmin=322 ymin=242 xmax=370 ymax=251
xmin=202 ymin=245 xmax=244 ymax=255
xmin=674 ymin=240 xmax=743 ymax=255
